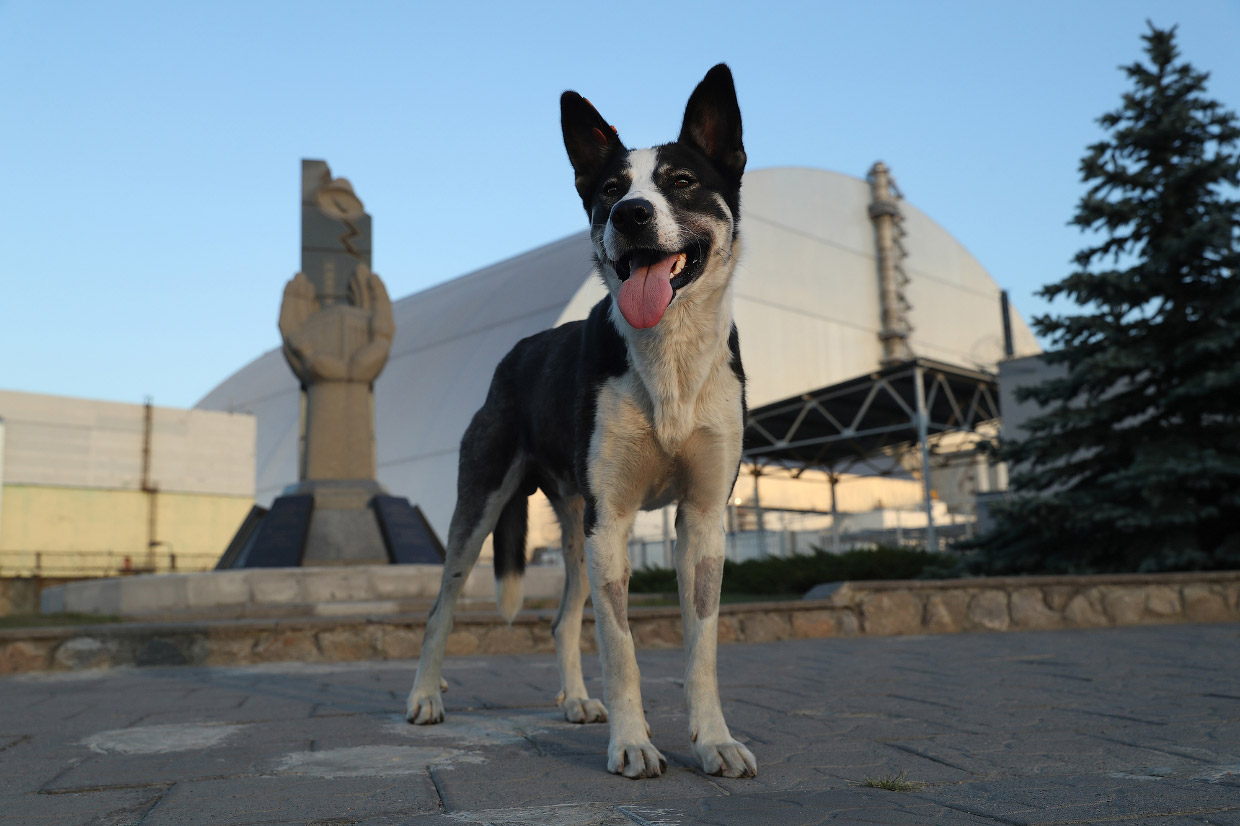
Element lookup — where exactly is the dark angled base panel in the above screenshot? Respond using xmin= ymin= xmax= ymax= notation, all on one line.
xmin=218 ymin=493 xmax=443 ymax=568
xmin=373 ymin=496 xmax=446 ymax=563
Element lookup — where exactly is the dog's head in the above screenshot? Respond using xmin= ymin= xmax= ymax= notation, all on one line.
xmin=561 ymin=64 xmax=746 ymax=330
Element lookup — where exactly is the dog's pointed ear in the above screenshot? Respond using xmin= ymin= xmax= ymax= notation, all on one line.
xmin=678 ymin=63 xmax=746 ymax=182
xmin=561 ymin=91 xmax=623 ymax=205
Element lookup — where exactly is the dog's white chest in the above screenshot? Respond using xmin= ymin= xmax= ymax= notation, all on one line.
xmin=588 ymin=361 xmax=743 ymax=513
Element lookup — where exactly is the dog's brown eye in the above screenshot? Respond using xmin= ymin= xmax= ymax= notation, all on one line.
xmin=603 ymin=181 xmax=620 ymax=196
xmin=672 ymin=175 xmax=695 ymax=188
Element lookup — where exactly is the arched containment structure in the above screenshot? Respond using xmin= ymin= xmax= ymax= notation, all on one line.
xmin=197 ymin=166 xmax=1040 ymax=546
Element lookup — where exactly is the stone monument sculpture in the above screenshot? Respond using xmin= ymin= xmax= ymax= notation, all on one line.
xmin=218 ymin=160 xmax=442 ymax=568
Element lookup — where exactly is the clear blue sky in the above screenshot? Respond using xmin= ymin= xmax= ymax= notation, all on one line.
xmin=3 ymin=0 xmax=1238 ymax=409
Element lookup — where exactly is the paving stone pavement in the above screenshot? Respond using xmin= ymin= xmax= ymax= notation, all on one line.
xmin=0 ymin=623 xmax=1237 ymax=825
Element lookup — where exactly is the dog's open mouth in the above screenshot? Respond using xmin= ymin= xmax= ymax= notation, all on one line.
xmin=614 ymin=249 xmax=701 ymax=329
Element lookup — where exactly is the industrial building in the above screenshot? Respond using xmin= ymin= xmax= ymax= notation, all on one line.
xmin=0 ymin=391 xmax=255 ymax=577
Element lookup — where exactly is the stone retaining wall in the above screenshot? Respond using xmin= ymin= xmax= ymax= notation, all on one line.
xmin=0 ymin=577 xmax=77 ymax=617
xmin=1 ymin=571 xmax=1236 ymax=675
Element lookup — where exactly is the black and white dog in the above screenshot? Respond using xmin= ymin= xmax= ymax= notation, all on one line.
xmin=406 ymin=64 xmax=755 ymax=780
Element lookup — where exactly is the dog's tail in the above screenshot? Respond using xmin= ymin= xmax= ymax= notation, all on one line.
xmin=492 ymin=492 xmax=528 ymax=624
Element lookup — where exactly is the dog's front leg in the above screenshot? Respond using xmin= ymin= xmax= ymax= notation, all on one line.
xmin=674 ymin=504 xmax=756 ymax=777
xmin=589 ymin=512 xmax=667 ymax=779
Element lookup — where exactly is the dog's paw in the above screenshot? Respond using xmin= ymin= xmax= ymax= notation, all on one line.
xmin=694 ymin=737 xmax=757 ymax=778
xmin=558 ymin=694 xmax=608 ymax=724
xmin=405 ymin=690 xmax=445 ymax=725
xmin=607 ymin=739 xmax=667 ymax=779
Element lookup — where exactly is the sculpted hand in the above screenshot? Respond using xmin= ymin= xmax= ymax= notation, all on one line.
xmin=278 ymin=266 xmax=394 ymax=383
xmin=344 ymin=263 xmax=395 ymax=382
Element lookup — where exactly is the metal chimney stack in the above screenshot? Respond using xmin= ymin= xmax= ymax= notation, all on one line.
xmin=868 ymin=162 xmax=914 ymax=365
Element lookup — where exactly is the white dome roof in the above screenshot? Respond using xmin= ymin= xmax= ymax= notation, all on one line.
xmin=197 ymin=166 xmax=1039 ymax=537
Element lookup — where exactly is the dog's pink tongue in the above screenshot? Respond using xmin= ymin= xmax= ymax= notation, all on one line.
xmin=618 ymin=255 xmax=677 ymax=329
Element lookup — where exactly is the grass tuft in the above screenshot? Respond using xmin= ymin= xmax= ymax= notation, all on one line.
xmin=0 ymin=612 xmax=123 ymax=629
xmin=862 ymin=771 xmax=925 ymax=792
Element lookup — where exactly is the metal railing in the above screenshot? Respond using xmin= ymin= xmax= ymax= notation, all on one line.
xmin=623 ymin=506 xmax=978 ymax=570
xmin=0 ymin=550 xmax=221 ymax=578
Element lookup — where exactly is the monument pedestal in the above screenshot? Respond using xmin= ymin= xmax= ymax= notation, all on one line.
xmin=217 ymin=482 xmax=443 ymax=569
xmin=301 ymin=480 xmax=389 ymax=565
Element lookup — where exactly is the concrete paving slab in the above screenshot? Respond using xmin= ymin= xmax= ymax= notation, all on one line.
xmin=0 ymin=788 xmax=167 ymax=825
xmin=143 ymin=775 xmax=439 ymax=826
xmin=0 ymin=625 xmax=1237 ymax=824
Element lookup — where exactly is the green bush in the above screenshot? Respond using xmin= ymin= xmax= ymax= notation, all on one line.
xmin=628 ymin=545 xmax=951 ymax=597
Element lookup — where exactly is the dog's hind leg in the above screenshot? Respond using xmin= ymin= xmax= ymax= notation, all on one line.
xmin=407 ymin=416 xmax=524 ymax=725
xmin=549 ymin=496 xmax=607 ymax=724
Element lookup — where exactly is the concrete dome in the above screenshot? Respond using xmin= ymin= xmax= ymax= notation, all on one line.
xmin=197 ymin=166 xmax=1039 ymax=538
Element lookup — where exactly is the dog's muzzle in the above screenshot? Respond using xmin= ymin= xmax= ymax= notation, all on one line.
xmin=610 ymin=198 xmax=654 ymax=238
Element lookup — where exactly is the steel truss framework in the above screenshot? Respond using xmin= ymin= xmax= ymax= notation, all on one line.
xmin=742 ymin=358 xmax=1001 ymax=549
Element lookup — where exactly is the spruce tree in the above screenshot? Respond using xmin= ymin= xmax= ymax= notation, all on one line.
xmin=977 ymin=23 xmax=1240 ymax=574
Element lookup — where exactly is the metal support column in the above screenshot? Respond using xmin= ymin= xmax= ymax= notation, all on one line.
xmin=913 ymin=366 xmax=938 ymax=552
xmin=828 ymin=472 xmax=841 ymax=554
xmin=661 ymin=506 xmax=673 ymax=569
xmin=751 ymin=466 xmax=766 ymax=557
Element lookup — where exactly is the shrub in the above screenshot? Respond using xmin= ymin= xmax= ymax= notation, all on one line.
xmin=628 ymin=545 xmax=950 ymax=597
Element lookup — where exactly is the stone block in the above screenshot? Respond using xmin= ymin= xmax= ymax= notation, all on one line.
xmin=1042 ymin=585 xmax=1076 ymax=612
xmin=39 ymin=585 xmax=66 ymax=613
xmin=476 ymin=624 xmax=532 ymax=654
xmin=1009 ymin=588 xmax=1062 ymax=630
xmin=318 ymin=626 xmax=382 ymax=661
xmin=302 ymin=507 xmax=389 ymax=566
xmin=63 ymin=578 xmax=122 ymax=615
xmin=789 ymin=609 xmax=843 ymax=638
xmin=252 ymin=630 xmax=320 ymax=662
xmin=0 ymin=578 xmax=38 ymax=615
xmin=832 ymin=610 xmax=860 ymax=636
xmin=717 ymin=616 xmax=740 ymax=643
xmin=632 ymin=618 xmax=682 ymax=649
xmin=135 ymin=636 xmax=203 ymax=667
xmin=461 ymin=565 xmax=500 ymax=599
xmin=967 ymin=590 xmax=1011 ymax=631
xmin=379 ymin=627 xmax=421 ymax=660
xmin=922 ymin=590 xmax=969 ymax=633
xmin=1143 ymin=585 xmax=1182 ymax=618
xmin=1101 ymin=586 xmax=1146 ymax=625
xmin=526 ymin=624 xmax=556 ymax=653
xmin=54 ymin=636 xmax=111 ymax=670
xmin=859 ymin=591 xmax=922 ymax=636
xmin=1063 ymin=589 xmax=1108 ymax=627
xmin=303 ymin=569 xmax=375 ymax=603
xmin=444 ymin=628 xmax=481 ymax=655
xmin=204 ymin=633 xmax=257 ymax=666
xmin=119 ymin=575 xmax=189 ymax=615
xmin=0 ymin=640 xmax=51 ymax=674
xmin=1182 ymin=584 xmax=1231 ymax=623
xmin=249 ymin=571 xmax=306 ymax=605
xmin=186 ymin=571 xmax=250 ymax=609
xmin=314 ymin=600 xmax=402 ymax=617
xmin=739 ymin=611 xmax=792 ymax=642
xmin=369 ymin=565 xmax=441 ymax=599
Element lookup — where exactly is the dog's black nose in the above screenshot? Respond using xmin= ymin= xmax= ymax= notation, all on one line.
xmin=610 ymin=198 xmax=653 ymax=235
